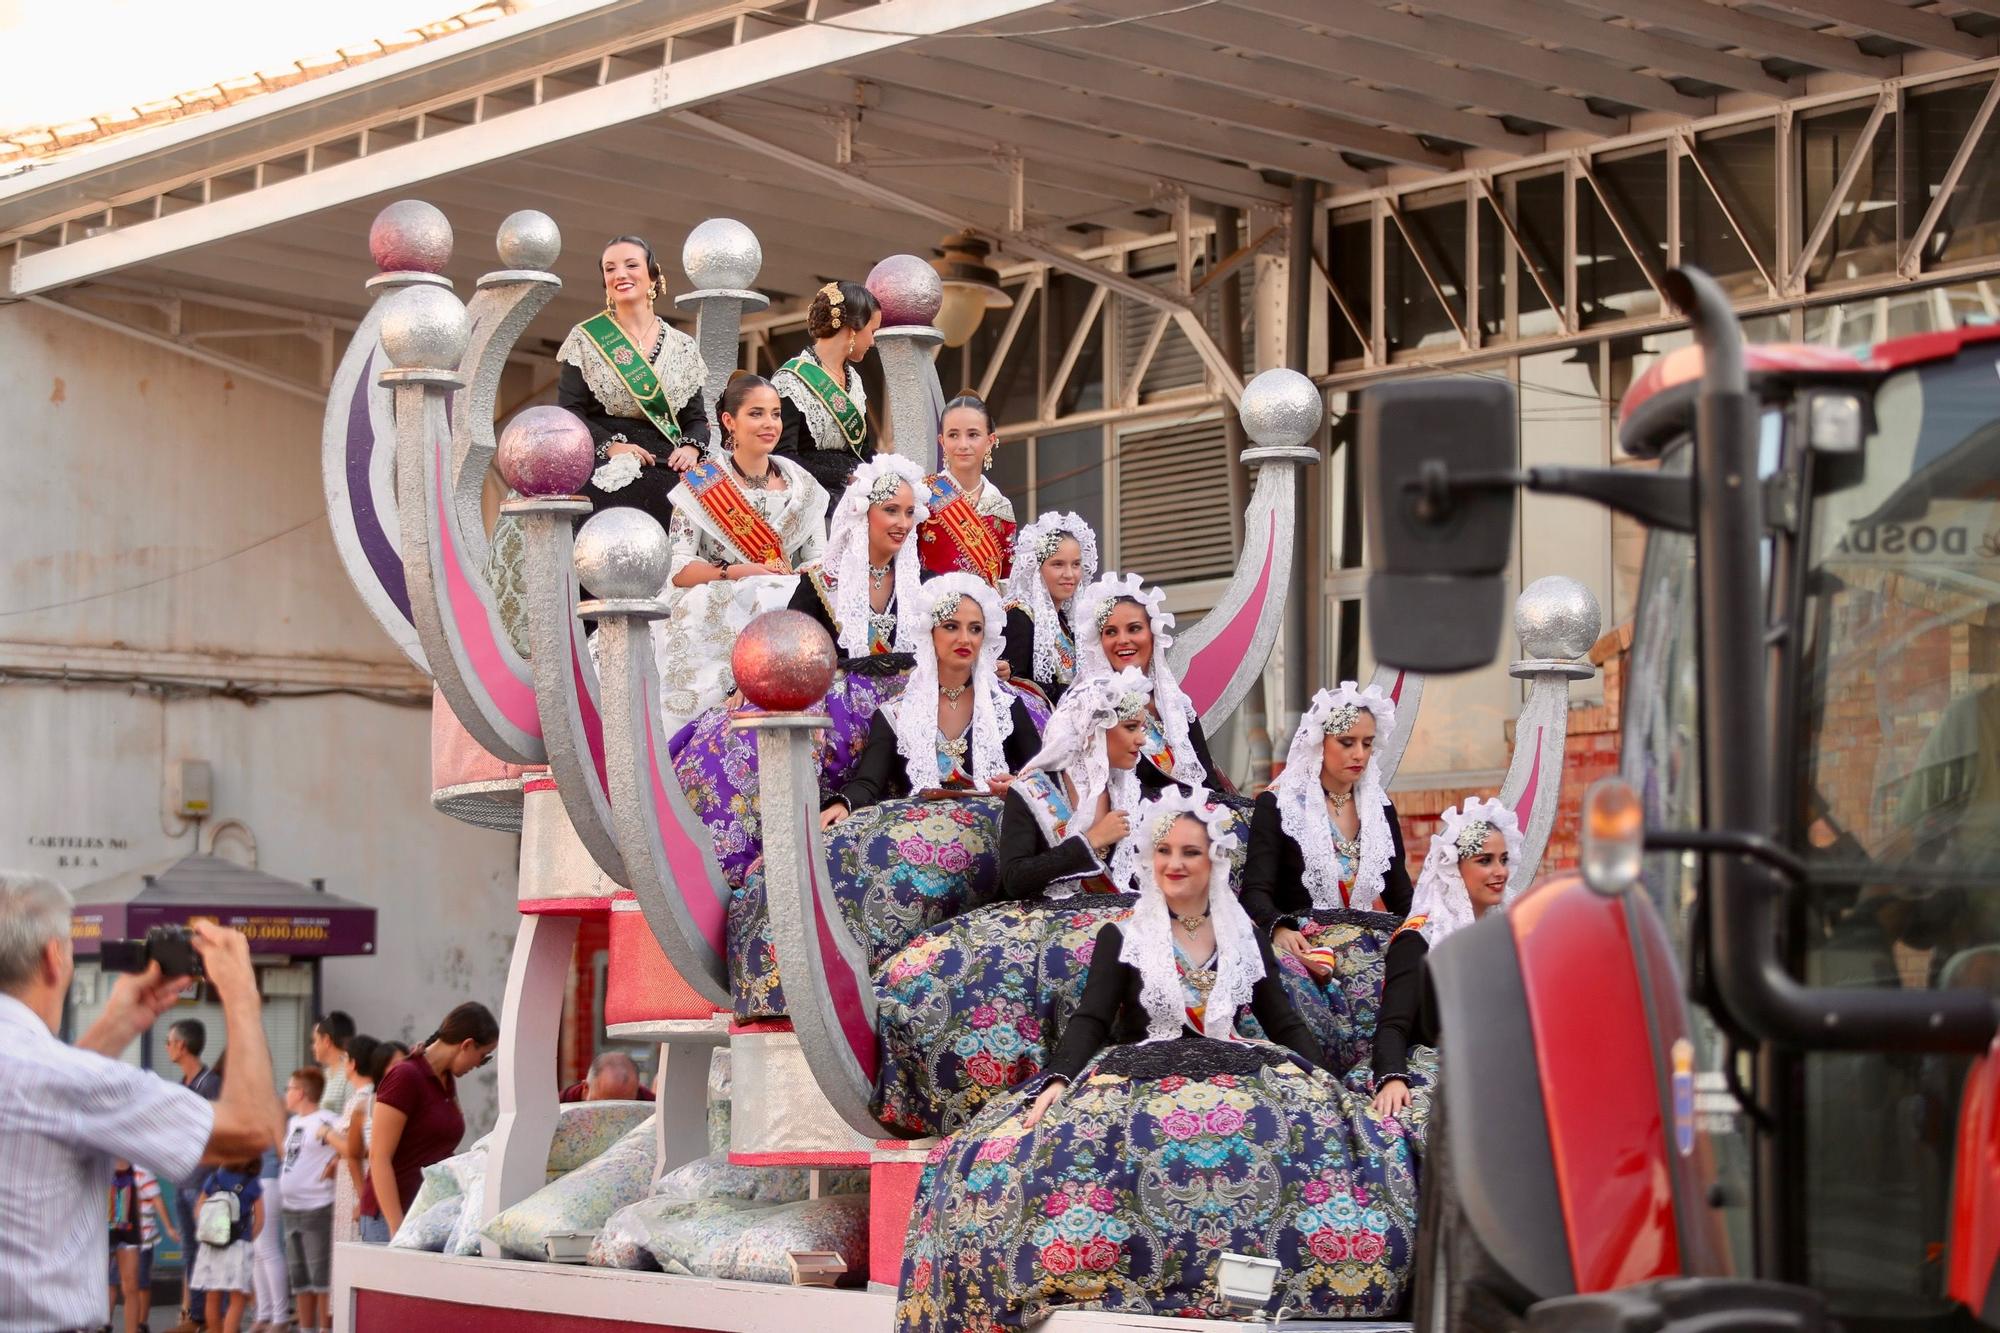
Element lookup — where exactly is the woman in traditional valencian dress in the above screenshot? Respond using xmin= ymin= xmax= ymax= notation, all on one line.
xmin=871 ymin=665 xmax=1337 ymax=1136
xmin=1360 ymin=796 xmax=1518 ymax=1142
xmin=651 ymin=374 xmax=828 ymax=731
xmin=918 ymin=395 xmax=1016 ymax=587
xmin=821 ymin=573 xmax=1042 ymax=827
xmin=671 ymin=458 xmax=928 ymax=897
xmin=1001 ymin=511 xmax=1097 ymax=706
xmin=1074 ymin=573 xmax=1225 ymax=795
xmin=897 ymin=789 xmax=1420 ymax=1327
xmin=560 ymin=235 xmax=709 ymax=524
xmin=1241 ymin=683 xmax=1414 ymax=1072
xmin=773 ymin=281 xmax=881 ymax=508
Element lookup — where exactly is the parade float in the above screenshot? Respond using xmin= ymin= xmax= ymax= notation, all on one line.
xmin=321 ymin=201 xmax=1599 ymax=1331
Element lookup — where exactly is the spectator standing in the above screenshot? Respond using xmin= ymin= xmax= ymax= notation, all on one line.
xmin=327 ymin=1036 xmax=380 ymax=1244
xmin=248 ymin=1145 xmax=286 ymax=1333
xmin=107 ymin=1159 xmax=177 ymax=1333
xmin=358 ymin=1004 xmax=498 ymax=1242
xmin=276 ymin=1068 xmax=337 ymax=1333
xmin=191 ymin=1158 xmax=263 ymax=1333
xmin=0 ymin=872 xmax=282 ymax=1333
xmin=558 ymin=1049 xmax=655 ymax=1103
xmin=164 ymin=1018 xmax=222 ymax=1333
xmin=310 ymin=1013 xmax=355 ymax=1118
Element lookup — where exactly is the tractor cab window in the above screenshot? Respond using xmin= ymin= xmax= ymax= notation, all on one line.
xmin=1794 ymin=349 xmax=2000 ymax=1319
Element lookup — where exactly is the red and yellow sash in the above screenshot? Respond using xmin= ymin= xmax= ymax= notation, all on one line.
xmin=1391 ymin=913 xmax=1429 ymax=943
xmin=684 ymin=460 xmax=786 ymax=567
xmin=919 ymin=473 xmax=1012 ymax=585
xmin=1142 ymin=713 xmax=1177 ymax=776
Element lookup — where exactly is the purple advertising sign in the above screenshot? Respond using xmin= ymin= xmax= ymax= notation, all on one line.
xmin=72 ymin=903 xmax=376 ymax=958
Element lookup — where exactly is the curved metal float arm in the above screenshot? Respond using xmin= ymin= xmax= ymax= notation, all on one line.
xmin=321 ymin=268 xmax=440 ymax=673
xmin=385 ymin=277 xmax=547 ymax=766
xmin=507 ymin=498 xmax=629 ymax=884
xmin=1499 ymin=577 xmax=1603 ymax=901
xmin=586 ymin=584 xmax=734 ymax=1009
xmin=1168 ymin=370 xmax=1323 ymax=731
xmin=742 ymin=712 xmax=910 ymax=1139
xmin=1364 ymin=667 xmax=1426 ymax=788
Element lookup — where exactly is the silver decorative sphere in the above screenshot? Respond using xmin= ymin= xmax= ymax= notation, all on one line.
xmin=378 ymin=285 xmax=469 ymax=371
xmin=368 ymin=199 xmax=453 ymax=273
xmin=1515 ymin=575 xmax=1602 ymax=660
xmin=574 ymin=507 xmax=671 ymax=602
xmin=496 ymin=209 xmax=562 ymax=271
xmin=1238 ymin=368 xmax=1325 ymax=448
xmin=867 ymin=253 xmax=943 ymax=327
xmin=495 ymin=405 xmax=594 ymax=498
xmin=682 ymin=218 xmax=762 ymax=290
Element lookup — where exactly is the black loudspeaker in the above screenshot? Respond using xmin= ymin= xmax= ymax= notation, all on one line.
xmin=1360 ymin=375 xmax=1518 ymax=673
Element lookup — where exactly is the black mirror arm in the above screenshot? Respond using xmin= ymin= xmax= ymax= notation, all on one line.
xmin=1403 ymin=462 xmax=1693 ymax=533
xmin=1642 ymin=828 xmax=1806 ymax=882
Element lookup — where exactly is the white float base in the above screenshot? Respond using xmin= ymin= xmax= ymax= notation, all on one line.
xmin=332 ymin=1243 xmax=1412 ymax=1331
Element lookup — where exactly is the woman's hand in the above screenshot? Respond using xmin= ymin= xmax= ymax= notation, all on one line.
xmin=1371 ymin=1077 xmax=1412 ymax=1118
xmin=821 ymin=803 xmax=850 ymax=830
xmin=995 ymin=660 xmax=1013 ymax=682
xmin=1084 ymin=809 xmax=1129 ymax=853
xmin=666 ymin=444 xmax=699 ymax=472
xmin=986 ymin=773 xmax=1016 ymax=796
xmin=1273 ymin=926 xmax=1310 ymax=964
xmin=1022 ymin=1079 xmax=1066 ymax=1129
xmin=607 ymin=441 xmax=656 ymax=466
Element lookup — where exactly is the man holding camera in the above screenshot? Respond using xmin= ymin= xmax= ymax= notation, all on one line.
xmin=0 ymin=872 xmax=284 ymax=1333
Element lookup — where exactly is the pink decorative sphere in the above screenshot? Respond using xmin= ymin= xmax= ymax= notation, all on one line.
xmin=733 ymin=611 xmax=837 ymax=711
xmin=496 ymin=405 xmax=594 ymax=497
xmin=369 ymin=200 xmax=453 ymax=273
xmin=866 ymin=253 xmax=943 ymax=328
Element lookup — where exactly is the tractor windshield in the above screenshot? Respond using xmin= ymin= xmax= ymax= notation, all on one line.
xmin=1792 ymin=347 xmax=2000 ymax=1321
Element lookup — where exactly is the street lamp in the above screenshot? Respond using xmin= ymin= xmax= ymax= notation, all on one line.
xmin=930 ymin=230 xmax=1014 ymax=348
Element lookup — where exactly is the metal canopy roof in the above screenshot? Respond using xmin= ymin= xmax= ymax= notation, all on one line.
xmin=3 ymin=0 xmax=1994 ymax=340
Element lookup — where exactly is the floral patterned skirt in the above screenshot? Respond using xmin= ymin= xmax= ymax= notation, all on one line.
xmin=1283 ymin=907 xmax=1402 ymax=1075
xmin=1341 ymin=1043 xmax=1440 ymax=1163
xmin=871 ymin=895 xmax=1343 ymax=1138
xmin=671 ymin=666 xmax=907 ymax=893
xmin=895 ymin=1037 xmax=1421 ymax=1330
xmin=730 ymin=795 xmax=1008 ymax=1020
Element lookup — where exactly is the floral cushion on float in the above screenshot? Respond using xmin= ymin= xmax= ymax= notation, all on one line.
xmin=729 ymin=794 xmax=1006 ymax=1020
xmin=389 ymin=1195 xmax=463 ymax=1252
xmin=620 ymin=1195 xmax=871 ymax=1285
xmin=546 ymin=1099 xmax=655 ymax=1175
xmin=589 ymin=1152 xmax=869 ymax=1270
xmin=481 ymin=1117 xmax=657 ymax=1260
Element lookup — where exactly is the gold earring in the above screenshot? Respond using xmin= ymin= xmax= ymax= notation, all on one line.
xmin=647 ymin=279 xmax=660 ymax=302
xmin=604 ymin=288 xmax=615 ymax=315
xmin=846 ymin=334 xmax=856 ymax=359
xmin=982 ymin=445 xmax=995 ymax=473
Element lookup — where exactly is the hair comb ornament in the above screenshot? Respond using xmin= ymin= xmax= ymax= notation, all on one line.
xmin=1137 ymin=786 xmax=1239 ymax=854
xmin=818 ymin=281 xmax=845 ymax=330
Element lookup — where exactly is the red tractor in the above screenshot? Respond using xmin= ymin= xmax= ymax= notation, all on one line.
xmin=1364 ymin=268 xmax=2000 ymax=1331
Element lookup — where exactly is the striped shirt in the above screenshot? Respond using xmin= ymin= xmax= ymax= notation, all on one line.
xmin=0 ymin=994 xmax=213 ymax=1333
xmin=320 ymin=1061 xmax=350 ymax=1117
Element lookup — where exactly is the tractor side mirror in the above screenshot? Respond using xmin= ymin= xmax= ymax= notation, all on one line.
xmin=1360 ymin=375 xmax=1518 ymax=673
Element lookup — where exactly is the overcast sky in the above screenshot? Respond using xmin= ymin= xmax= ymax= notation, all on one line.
xmin=0 ymin=0 xmax=531 ymax=135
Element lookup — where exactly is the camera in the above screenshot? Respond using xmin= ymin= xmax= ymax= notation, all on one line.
xmin=100 ymin=924 xmax=204 ymax=980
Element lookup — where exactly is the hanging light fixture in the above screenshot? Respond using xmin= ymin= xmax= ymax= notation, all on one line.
xmin=930 ymin=230 xmax=1014 ymax=349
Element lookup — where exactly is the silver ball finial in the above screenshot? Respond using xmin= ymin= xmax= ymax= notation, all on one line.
xmin=496 ymin=210 xmax=562 ymax=271
xmin=682 ymin=218 xmax=762 ymax=291
xmin=368 ymin=200 xmax=453 ymax=274
xmin=1238 ymin=368 xmax=1325 ymax=449
xmin=1516 ymin=576 xmax=1602 ymax=661
xmin=378 ymin=285 xmax=469 ymax=371
xmin=574 ymin=507 xmax=671 ymax=602
xmin=867 ymin=254 xmax=943 ymax=327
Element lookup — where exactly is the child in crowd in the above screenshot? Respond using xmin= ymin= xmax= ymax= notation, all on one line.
xmin=192 ymin=1156 xmax=264 ymax=1333
xmin=107 ymin=1159 xmax=177 ymax=1333
xmin=278 ymin=1067 xmax=339 ymax=1333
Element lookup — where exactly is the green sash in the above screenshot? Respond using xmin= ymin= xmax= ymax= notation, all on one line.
xmin=781 ymin=353 xmax=867 ymax=455
xmin=580 ymin=313 xmax=681 ymax=444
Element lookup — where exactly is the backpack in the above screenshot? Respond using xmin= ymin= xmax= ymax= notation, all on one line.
xmin=195 ymin=1177 xmax=248 ymax=1246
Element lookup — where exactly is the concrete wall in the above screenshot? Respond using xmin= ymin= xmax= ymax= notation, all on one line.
xmin=0 ymin=299 xmax=519 ymax=1137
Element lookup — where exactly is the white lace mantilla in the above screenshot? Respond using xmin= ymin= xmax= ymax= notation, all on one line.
xmin=819 ymin=455 xmax=930 ymax=657
xmin=1407 ymin=796 xmax=1523 ymax=951
xmin=1271 ymin=682 xmax=1398 ymax=911
xmin=1017 ymin=667 xmax=1152 ymax=888
xmin=888 ymin=574 xmax=1013 ymax=793
xmin=1123 ymin=789 xmax=1260 ymax=1043
xmin=1005 ymin=511 xmax=1099 ymax=687
xmin=1074 ymin=572 xmax=1206 ymax=787
xmin=773 ymin=357 xmax=869 ymax=455
xmin=558 ymin=318 xmax=707 ymax=427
